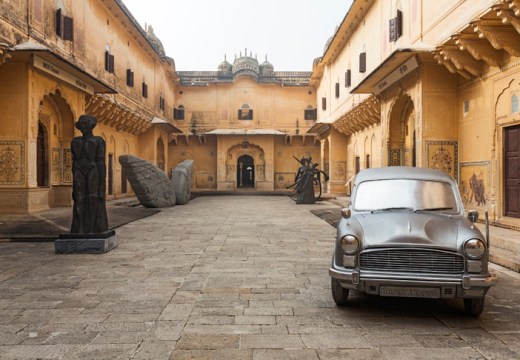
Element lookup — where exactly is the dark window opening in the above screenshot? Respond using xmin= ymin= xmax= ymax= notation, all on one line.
xmin=335 ymin=82 xmax=340 ymax=98
xmin=55 ymin=9 xmax=73 ymax=41
xmin=359 ymin=52 xmax=366 ymax=73
xmin=366 ymin=154 xmax=370 ymax=169
xmin=345 ymin=69 xmax=351 ymax=87
xmin=126 ymin=69 xmax=134 ymax=87
xmin=105 ymin=51 xmax=114 ymax=73
xmin=304 ymin=108 xmax=317 ymax=120
xmin=174 ymin=105 xmax=185 ymax=120
xmin=37 ymin=122 xmax=48 ymax=187
xmin=238 ymin=104 xmax=253 ymax=120
xmin=159 ymin=95 xmax=165 ymax=111
xmin=322 ymin=97 xmax=327 ymax=111
xmin=142 ymin=82 xmax=148 ymax=98
xmin=355 ymin=156 xmax=361 ymax=174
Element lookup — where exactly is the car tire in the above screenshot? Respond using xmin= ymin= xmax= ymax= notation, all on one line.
xmin=463 ymin=297 xmax=485 ymax=316
xmin=331 ymin=278 xmax=349 ymax=305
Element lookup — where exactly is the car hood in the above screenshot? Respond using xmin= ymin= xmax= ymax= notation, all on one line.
xmin=352 ymin=212 xmax=466 ymax=249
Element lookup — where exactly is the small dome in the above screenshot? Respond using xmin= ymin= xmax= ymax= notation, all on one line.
xmin=259 ymin=55 xmax=274 ymax=76
xmin=218 ymin=55 xmax=232 ymax=72
xmin=146 ymin=24 xmax=166 ymax=57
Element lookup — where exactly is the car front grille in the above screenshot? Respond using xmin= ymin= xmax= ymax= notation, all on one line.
xmin=359 ymin=249 xmax=464 ymax=274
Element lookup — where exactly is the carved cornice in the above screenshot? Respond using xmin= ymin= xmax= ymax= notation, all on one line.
xmin=332 ymin=95 xmax=381 ymax=136
xmin=473 ymin=22 xmax=520 ymax=56
xmin=86 ymin=94 xmax=153 ymax=136
xmin=454 ymin=34 xmax=504 ymax=67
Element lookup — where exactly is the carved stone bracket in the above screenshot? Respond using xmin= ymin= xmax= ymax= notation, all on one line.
xmin=86 ymin=94 xmax=153 ymax=135
xmin=473 ymin=22 xmax=520 ymax=57
xmin=333 ymin=95 xmax=381 ymax=136
xmin=439 ymin=46 xmax=483 ymax=77
xmin=454 ymin=34 xmax=504 ymax=67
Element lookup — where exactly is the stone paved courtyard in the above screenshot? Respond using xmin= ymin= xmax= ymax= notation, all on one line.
xmin=1 ymin=195 xmax=520 ymax=359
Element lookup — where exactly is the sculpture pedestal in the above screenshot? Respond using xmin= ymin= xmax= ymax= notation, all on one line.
xmin=55 ymin=230 xmax=118 ymax=254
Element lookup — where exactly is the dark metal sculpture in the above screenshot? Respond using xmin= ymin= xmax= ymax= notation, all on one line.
xmin=70 ymin=115 xmax=109 ymax=233
xmin=287 ymin=155 xmax=329 ymax=204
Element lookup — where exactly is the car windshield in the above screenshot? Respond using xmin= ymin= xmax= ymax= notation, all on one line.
xmin=353 ymin=179 xmax=459 ymax=213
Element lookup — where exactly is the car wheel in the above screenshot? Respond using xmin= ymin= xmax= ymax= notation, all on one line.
xmin=463 ymin=297 xmax=485 ymax=316
xmin=331 ymin=278 xmax=349 ymax=305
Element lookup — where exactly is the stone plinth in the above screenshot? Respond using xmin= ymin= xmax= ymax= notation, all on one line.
xmin=55 ymin=230 xmax=118 ymax=254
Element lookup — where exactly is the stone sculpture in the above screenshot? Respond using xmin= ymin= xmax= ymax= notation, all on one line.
xmin=119 ymin=154 xmax=177 ymax=208
xmin=171 ymin=159 xmax=194 ymax=205
xmin=56 ymin=114 xmax=117 ymax=254
xmin=118 ymin=155 xmax=195 ymax=207
xmin=70 ymin=114 xmax=109 ymax=233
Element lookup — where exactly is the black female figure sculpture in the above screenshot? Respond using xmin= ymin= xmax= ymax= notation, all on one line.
xmin=70 ymin=115 xmax=108 ymax=233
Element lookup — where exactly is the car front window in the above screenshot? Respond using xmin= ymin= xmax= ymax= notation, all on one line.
xmin=353 ymin=179 xmax=459 ymax=213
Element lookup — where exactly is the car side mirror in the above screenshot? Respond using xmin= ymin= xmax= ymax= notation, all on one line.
xmin=341 ymin=208 xmax=351 ymax=219
xmin=467 ymin=210 xmax=479 ymax=223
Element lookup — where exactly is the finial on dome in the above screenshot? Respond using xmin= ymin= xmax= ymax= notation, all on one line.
xmin=265 ymin=54 xmax=268 ymax=61
xmin=224 ymin=54 xmax=227 ymax=61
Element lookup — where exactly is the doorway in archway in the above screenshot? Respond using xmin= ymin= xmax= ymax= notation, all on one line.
xmin=237 ymin=154 xmax=254 ymax=188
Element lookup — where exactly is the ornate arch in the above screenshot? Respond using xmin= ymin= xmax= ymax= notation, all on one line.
xmin=225 ymin=141 xmax=266 ymax=183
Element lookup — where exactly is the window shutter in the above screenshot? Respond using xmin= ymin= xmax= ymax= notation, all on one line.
xmin=173 ymin=108 xmax=178 ymax=119
xmin=335 ymin=82 xmax=340 ymax=98
xmin=389 ymin=10 xmax=403 ymax=42
xmin=104 ymin=51 xmax=110 ymax=71
xmin=142 ymin=82 xmax=148 ymax=98
xmin=126 ymin=69 xmax=134 ymax=87
xmin=359 ymin=52 xmax=366 ymax=73
xmin=249 ymin=109 xmax=253 ymax=120
xmin=345 ymin=69 xmax=351 ymax=87
xmin=63 ymin=16 xmax=73 ymax=41
xmin=108 ymin=54 xmax=115 ymax=73
xmin=160 ymin=96 xmax=165 ymax=110
xmin=178 ymin=108 xmax=185 ymax=120
xmin=396 ymin=10 xmax=403 ymax=39
xmin=322 ymin=97 xmax=327 ymax=111
xmin=55 ymin=9 xmax=62 ymax=36
xmin=389 ymin=17 xmax=397 ymax=42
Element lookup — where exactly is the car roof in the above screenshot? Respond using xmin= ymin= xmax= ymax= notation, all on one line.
xmin=354 ymin=166 xmax=456 ymax=185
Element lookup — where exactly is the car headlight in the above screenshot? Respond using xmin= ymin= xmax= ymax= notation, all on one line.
xmin=463 ymin=239 xmax=486 ymax=259
xmin=340 ymin=235 xmax=359 ymax=254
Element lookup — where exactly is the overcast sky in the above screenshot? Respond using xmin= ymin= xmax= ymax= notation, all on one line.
xmin=121 ymin=0 xmax=353 ymax=71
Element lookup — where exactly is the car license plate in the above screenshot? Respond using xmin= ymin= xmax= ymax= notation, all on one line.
xmin=380 ymin=286 xmax=440 ymax=299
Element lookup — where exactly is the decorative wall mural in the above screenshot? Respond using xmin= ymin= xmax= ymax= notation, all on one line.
xmin=196 ymin=171 xmax=216 ymax=189
xmin=52 ymin=148 xmax=61 ymax=183
xmin=333 ymin=161 xmax=346 ymax=180
xmin=426 ymin=141 xmax=458 ymax=180
xmin=275 ymin=172 xmax=294 ymax=189
xmin=62 ymin=148 xmax=72 ymax=184
xmin=0 ymin=141 xmax=24 ymax=184
xmin=459 ymin=161 xmax=489 ymax=208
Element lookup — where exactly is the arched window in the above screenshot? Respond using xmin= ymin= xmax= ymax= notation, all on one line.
xmin=238 ymin=103 xmax=253 ymax=120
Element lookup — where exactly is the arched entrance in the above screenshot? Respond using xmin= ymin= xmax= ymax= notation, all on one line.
xmin=388 ymin=94 xmax=415 ymax=166
xmin=237 ymin=154 xmax=254 ymax=188
xmin=38 ymin=90 xmax=75 ymax=208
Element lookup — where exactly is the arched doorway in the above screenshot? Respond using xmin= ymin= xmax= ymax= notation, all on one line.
xmin=237 ymin=154 xmax=254 ymax=188
xmin=37 ymin=122 xmax=48 ymax=187
xmin=388 ymin=94 xmax=415 ymax=166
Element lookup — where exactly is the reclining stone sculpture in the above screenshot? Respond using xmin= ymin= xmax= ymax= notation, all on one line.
xmin=119 ymin=154 xmax=194 ymax=207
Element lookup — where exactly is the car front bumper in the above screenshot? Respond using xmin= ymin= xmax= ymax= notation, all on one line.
xmin=329 ymin=264 xmax=497 ymax=298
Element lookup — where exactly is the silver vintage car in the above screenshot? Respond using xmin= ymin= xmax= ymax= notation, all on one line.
xmin=329 ymin=167 xmax=497 ymax=316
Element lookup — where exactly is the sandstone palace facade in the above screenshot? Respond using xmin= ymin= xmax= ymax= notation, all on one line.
xmin=312 ymin=0 xmax=520 ymax=229
xmin=4 ymin=0 xmax=520 ymax=230
xmin=0 ymin=0 xmax=319 ymax=214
